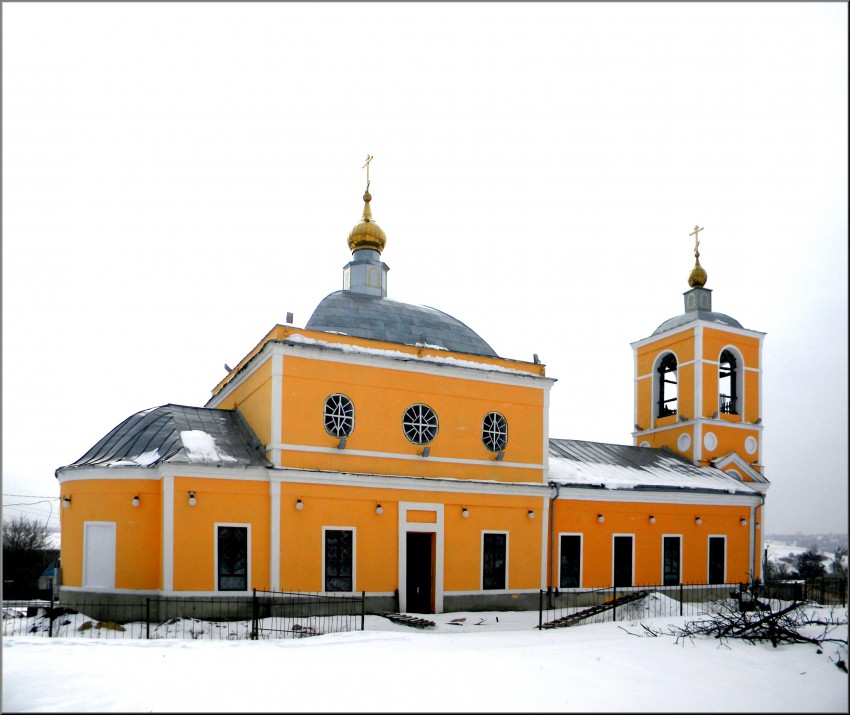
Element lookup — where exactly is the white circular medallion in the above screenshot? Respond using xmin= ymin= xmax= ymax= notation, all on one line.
xmin=744 ymin=436 xmax=758 ymax=455
xmin=639 ymin=441 xmax=650 ymax=448
xmin=677 ymin=433 xmax=692 ymax=452
xmin=703 ymin=432 xmax=717 ymax=452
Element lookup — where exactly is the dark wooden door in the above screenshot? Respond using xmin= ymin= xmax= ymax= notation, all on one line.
xmin=406 ymin=532 xmax=433 ymax=613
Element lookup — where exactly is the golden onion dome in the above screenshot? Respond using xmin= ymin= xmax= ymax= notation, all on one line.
xmin=688 ymin=257 xmax=707 ymax=288
xmin=347 ymin=191 xmax=387 ymax=254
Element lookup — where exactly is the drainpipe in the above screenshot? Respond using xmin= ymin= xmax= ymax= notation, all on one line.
xmin=548 ymin=481 xmax=561 ymax=609
xmin=751 ymin=491 xmax=766 ymax=582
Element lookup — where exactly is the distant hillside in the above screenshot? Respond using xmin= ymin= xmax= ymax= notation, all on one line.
xmin=766 ymin=533 xmax=847 ymax=553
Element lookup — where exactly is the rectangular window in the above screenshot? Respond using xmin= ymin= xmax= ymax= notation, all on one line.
xmin=663 ymin=536 xmax=681 ymax=586
xmin=217 ymin=526 xmax=248 ymax=591
xmin=708 ymin=536 xmax=726 ymax=584
xmin=559 ymin=534 xmax=581 ymax=588
xmin=613 ymin=535 xmax=634 ymax=587
xmin=482 ymin=532 xmax=507 ymax=590
xmin=325 ymin=529 xmax=354 ymax=592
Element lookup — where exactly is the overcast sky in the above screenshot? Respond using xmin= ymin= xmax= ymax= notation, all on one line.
xmin=3 ymin=3 xmax=847 ymax=537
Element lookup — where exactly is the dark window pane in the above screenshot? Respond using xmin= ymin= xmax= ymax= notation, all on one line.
xmin=325 ymin=529 xmax=353 ymax=592
xmin=663 ymin=536 xmax=681 ymax=586
xmin=613 ymin=536 xmax=633 ymax=587
xmin=559 ymin=535 xmax=581 ymax=588
xmin=708 ymin=537 xmax=725 ymax=584
xmin=483 ymin=533 xmax=507 ymax=590
xmin=218 ymin=526 xmax=248 ymax=591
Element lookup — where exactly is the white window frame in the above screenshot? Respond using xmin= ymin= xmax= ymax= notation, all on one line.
xmin=480 ymin=530 xmax=509 ymax=591
xmin=557 ymin=532 xmax=583 ymax=589
xmin=481 ymin=411 xmax=508 ymax=452
xmin=653 ymin=351 xmax=679 ymax=421
xmin=402 ymin=403 xmax=439 ymax=445
xmin=214 ymin=522 xmax=251 ymax=594
xmin=323 ymin=393 xmax=355 ymax=438
xmin=718 ymin=346 xmax=744 ymax=417
xmin=322 ymin=526 xmax=357 ymax=594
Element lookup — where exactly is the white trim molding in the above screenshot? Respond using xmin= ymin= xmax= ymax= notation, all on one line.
xmin=162 ymin=476 xmax=174 ymax=591
xmin=398 ymin=502 xmax=445 ymax=613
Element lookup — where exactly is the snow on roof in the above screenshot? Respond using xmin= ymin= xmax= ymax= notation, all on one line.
xmin=548 ymin=439 xmax=759 ymax=494
xmin=283 ymin=333 xmax=539 ymax=376
xmin=181 ymin=430 xmax=238 ymax=463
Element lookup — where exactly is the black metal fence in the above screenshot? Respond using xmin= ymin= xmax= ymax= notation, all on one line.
xmin=537 ymin=578 xmax=848 ymax=630
xmin=2 ymin=590 xmax=365 ymax=641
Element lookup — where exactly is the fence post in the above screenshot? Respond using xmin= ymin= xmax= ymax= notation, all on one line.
xmin=538 ymin=590 xmax=543 ymax=630
xmin=612 ymin=583 xmax=617 ymax=622
xmin=841 ymin=578 xmax=846 ymax=608
xmin=146 ymin=599 xmax=150 ymax=640
xmin=48 ymin=608 xmax=55 ymax=638
xmin=251 ymin=588 xmax=258 ymax=640
xmin=679 ymin=582 xmax=684 ymax=617
xmin=361 ymin=591 xmax=365 ymax=631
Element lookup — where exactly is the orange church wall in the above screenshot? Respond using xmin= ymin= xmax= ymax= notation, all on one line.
xmin=636 ymin=425 xmax=692 ymax=460
xmin=278 ymin=482 xmax=545 ymax=593
xmin=702 ymin=328 xmax=761 ymax=370
xmin=699 ymin=427 xmax=761 ymax=465
xmin=277 ymin=355 xmax=546 ymax=482
xmin=635 ymin=331 xmax=695 ymax=376
xmin=552 ymin=500 xmax=754 ymax=587
xmin=171 ymin=477 xmax=270 ymax=592
xmin=214 ymin=360 xmax=273 ymax=449
xmin=59 ymin=479 xmax=161 ymax=590
xmin=743 ymin=371 xmax=761 ymax=423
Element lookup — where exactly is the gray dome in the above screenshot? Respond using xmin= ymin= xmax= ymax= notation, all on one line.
xmin=652 ymin=310 xmax=743 ymax=335
xmin=305 ymin=290 xmax=498 ymax=357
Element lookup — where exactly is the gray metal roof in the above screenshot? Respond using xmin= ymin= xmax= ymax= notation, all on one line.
xmin=57 ymin=404 xmax=271 ymax=474
xmin=548 ymin=438 xmax=758 ymax=495
xmin=305 ymin=290 xmax=498 ymax=357
xmin=652 ymin=310 xmax=743 ymax=335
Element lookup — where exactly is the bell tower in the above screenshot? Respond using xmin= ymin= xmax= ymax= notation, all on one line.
xmin=630 ymin=227 xmax=768 ymax=487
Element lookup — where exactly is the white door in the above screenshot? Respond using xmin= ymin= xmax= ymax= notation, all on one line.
xmin=83 ymin=522 xmax=116 ymax=588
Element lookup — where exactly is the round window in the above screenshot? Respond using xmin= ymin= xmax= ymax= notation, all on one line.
xmin=482 ymin=412 xmax=508 ymax=452
xmin=402 ymin=403 xmax=439 ymax=445
xmin=324 ymin=394 xmax=354 ymax=438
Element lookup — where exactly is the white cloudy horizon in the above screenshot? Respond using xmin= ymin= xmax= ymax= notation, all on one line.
xmin=2 ymin=2 xmax=847 ymax=536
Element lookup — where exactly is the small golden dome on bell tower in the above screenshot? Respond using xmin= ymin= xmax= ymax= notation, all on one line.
xmin=688 ymin=225 xmax=707 ymax=288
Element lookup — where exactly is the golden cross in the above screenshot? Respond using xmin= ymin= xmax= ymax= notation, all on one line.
xmin=362 ymin=154 xmax=374 ymax=191
xmin=689 ymin=225 xmax=704 ymax=257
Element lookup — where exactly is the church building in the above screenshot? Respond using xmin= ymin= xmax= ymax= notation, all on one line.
xmin=55 ymin=172 xmax=768 ymax=613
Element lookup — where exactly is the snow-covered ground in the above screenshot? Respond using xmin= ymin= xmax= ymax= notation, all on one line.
xmin=3 ymin=606 xmax=847 ymax=712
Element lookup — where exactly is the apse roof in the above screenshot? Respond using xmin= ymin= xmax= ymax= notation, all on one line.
xmin=305 ymin=290 xmax=498 ymax=357
xmin=652 ymin=310 xmax=743 ymax=335
xmin=56 ymin=404 xmax=271 ymax=474
xmin=548 ymin=438 xmax=759 ymax=495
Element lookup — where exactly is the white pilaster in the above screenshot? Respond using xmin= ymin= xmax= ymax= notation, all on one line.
xmin=162 ymin=476 xmax=174 ymax=591
xmin=270 ymin=481 xmax=281 ymax=591
xmin=270 ymin=352 xmax=283 ymax=467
